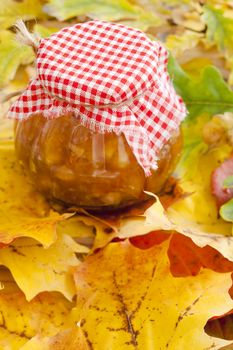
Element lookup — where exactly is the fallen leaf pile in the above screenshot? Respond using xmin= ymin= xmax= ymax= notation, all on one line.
xmin=1 ymin=0 xmax=233 ymax=349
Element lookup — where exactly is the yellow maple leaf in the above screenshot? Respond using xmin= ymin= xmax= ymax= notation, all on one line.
xmin=57 ymin=212 xmax=119 ymax=251
xmin=72 ymin=240 xmax=233 ymax=349
xmin=0 ymin=234 xmax=88 ymax=301
xmin=0 ymin=0 xmax=44 ymax=30
xmin=57 ymin=215 xmax=96 ymax=249
xmin=20 ymin=328 xmax=90 ymax=350
xmin=0 ymin=268 xmax=74 ymax=349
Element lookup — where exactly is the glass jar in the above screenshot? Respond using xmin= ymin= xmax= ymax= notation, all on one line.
xmin=14 ymin=113 xmax=182 ymax=210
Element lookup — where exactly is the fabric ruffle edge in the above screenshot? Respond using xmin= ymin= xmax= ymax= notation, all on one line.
xmin=8 ymin=79 xmax=187 ymax=176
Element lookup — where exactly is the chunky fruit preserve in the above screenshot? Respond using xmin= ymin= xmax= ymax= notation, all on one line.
xmin=15 ymin=114 xmax=182 ymax=209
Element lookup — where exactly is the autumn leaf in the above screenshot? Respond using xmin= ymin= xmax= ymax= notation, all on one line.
xmin=175 ymin=113 xmax=209 ymax=179
xmin=21 ymin=327 xmax=91 ymax=350
xmin=168 ymin=55 xmax=233 ymax=121
xmin=72 ymin=239 xmax=233 ymax=349
xmin=166 ymin=32 xmax=203 ymax=58
xmin=57 ymin=215 xmax=100 ymax=249
xmin=227 ymin=57 xmax=233 ymax=87
xmin=1 ymin=1 xmax=233 ymax=348
xmin=0 ymin=0 xmax=44 ymax=30
xmin=129 ymin=230 xmax=169 ymax=250
xmin=206 ymin=314 xmax=233 ymax=343
xmin=130 ymin=231 xmax=233 ymax=278
xmin=117 ymin=196 xmax=172 ymax=239
xmin=0 ymin=117 xmax=89 ymax=302
xmin=0 ymin=234 xmax=88 ymax=301
xmin=0 ymin=68 xmax=33 ymax=121
xmin=33 ymin=23 xmax=61 ymax=38
xmin=202 ymin=5 xmax=233 ymax=53
xmin=109 ymin=190 xmax=233 ymax=262
xmin=0 ymin=135 xmax=67 ymax=247
xmin=201 ymin=4 xmax=233 ymax=86
xmin=0 ymin=30 xmax=34 ymax=88
xmin=73 ymin=187 xmax=233 ymax=262
xmin=43 ymin=0 xmax=162 ymax=31
xmin=165 ymin=139 xmax=233 ymax=260
xmin=0 ymin=268 xmax=74 ymax=349
xmin=179 ymin=112 xmax=232 ymax=186
xmin=167 ymin=233 xmax=233 ymax=277
xmin=167 ymin=136 xmax=233 ymax=231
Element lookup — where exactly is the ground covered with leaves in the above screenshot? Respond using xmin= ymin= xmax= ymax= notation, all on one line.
xmin=1 ymin=0 xmax=233 ymax=349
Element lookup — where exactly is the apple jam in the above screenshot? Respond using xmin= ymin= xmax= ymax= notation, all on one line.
xmin=14 ymin=114 xmax=182 ymax=210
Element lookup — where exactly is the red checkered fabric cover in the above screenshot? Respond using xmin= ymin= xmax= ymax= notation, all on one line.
xmin=8 ymin=21 xmax=186 ymax=175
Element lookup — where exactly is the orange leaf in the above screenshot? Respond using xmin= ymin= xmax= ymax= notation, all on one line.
xmin=168 ymin=233 xmax=233 ymax=277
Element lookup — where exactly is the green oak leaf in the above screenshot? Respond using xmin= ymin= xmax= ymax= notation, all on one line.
xmin=43 ymin=0 xmax=162 ymax=31
xmin=220 ymin=199 xmax=233 ymax=222
xmin=202 ymin=5 xmax=233 ymax=87
xmin=0 ymin=30 xmax=34 ymax=87
xmin=168 ymin=56 xmax=233 ymax=179
xmin=202 ymin=5 xmax=233 ymax=53
xmin=0 ymin=0 xmax=44 ymax=30
xmin=168 ymin=55 xmax=233 ymax=121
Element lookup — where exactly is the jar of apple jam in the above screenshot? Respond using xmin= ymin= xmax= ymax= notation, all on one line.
xmin=14 ymin=114 xmax=182 ymax=209
xmin=9 ymin=21 xmax=186 ymax=210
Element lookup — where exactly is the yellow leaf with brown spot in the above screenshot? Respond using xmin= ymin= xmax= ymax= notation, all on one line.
xmin=0 ymin=143 xmax=68 ymax=247
xmin=0 ymin=234 xmax=88 ymax=301
xmin=73 ymin=240 xmax=233 ymax=350
xmin=57 ymin=215 xmax=96 ymax=249
xmin=57 ymin=213 xmax=118 ymax=251
xmin=0 ymin=268 xmax=74 ymax=349
xmin=20 ymin=328 xmax=90 ymax=350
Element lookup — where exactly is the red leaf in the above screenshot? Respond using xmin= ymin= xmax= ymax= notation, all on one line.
xmin=129 ymin=230 xmax=170 ymax=249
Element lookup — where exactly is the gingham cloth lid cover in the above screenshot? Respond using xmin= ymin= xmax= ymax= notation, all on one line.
xmin=8 ymin=20 xmax=187 ymax=175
